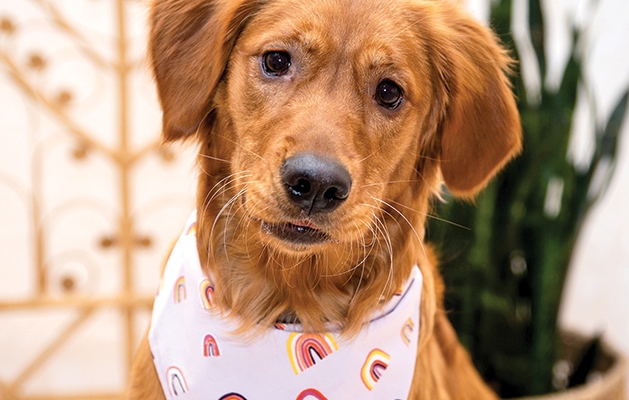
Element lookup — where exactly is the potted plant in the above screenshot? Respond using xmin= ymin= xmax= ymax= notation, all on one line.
xmin=428 ymin=0 xmax=628 ymax=397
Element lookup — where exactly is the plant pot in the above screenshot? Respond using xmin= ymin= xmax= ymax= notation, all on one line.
xmin=514 ymin=331 xmax=628 ymax=400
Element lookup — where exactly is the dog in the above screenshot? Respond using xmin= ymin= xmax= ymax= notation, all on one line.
xmin=127 ymin=0 xmax=521 ymax=398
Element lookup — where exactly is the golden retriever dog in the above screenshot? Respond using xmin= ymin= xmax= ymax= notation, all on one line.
xmin=128 ymin=0 xmax=521 ymax=398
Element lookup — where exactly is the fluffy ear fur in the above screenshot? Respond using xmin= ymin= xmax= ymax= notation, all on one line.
xmin=149 ymin=0 xmax=264 ymax=141
xmin=420 ymin=2 xmax=522 ymax=197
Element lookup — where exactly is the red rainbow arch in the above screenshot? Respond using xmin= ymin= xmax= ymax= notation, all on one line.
xmin=203 ymin=334 xmax=220 ymax=357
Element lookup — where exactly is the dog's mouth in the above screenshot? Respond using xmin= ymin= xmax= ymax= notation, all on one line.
xmin=241 ymin=193 xmax=334 ymax=247
xmin=260 ymin=219 xmax=331 ymax=246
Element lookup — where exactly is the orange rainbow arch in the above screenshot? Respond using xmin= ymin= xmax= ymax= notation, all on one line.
xmin=361 ymin=348 xmax=390 ymax=390
xmin=287 ymin=332 xmax=338 ymax=375
xmin=401 ymin=317 xmax=415 ymax=347
xmin=203 ymin=334 xmax=220 ymax=357
xmin=199 ymin=278 xmax=214 ymax=309
xmin=166 ymin=366 xmax=189 ymax=396
xmin=296 ymin=388 xmax=328 ymax=400
xmin=186 ymin=222 xmax=197 ymax=236
xmin=174 ymin=276 xmax=186 ymax=303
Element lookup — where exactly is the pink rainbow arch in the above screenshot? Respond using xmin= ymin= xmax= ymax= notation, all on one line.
xmin=165 ymin=366 xmax=189 ymax=396
xmin=296 ymin=388 xmax=328 ymax=400
xmin=203 ymin=334 xmax=220 ymax=357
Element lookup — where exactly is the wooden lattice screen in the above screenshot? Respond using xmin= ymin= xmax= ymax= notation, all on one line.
xmin=0 ymin=1 xmax=196 ymax=398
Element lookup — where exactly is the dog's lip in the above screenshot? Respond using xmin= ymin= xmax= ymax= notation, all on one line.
xmin=260 ymin=219 xmax=331 ymax=246
xmin=290 ymin=219 xmax=321 ymax=230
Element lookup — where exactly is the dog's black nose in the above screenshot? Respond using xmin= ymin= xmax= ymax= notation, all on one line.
xmin=281 ymin=153 xmax=352 ymax=214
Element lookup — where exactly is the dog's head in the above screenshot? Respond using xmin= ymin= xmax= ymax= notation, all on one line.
xmin=150 ymin=0 xmax=521 ymax=333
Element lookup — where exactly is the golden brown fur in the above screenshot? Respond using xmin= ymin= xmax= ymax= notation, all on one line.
xmin=128 ymin=0 xmax=521 ymax=398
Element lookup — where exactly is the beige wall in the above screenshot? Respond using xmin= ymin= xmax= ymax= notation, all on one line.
xmin=0 ymin=0 xmax=627 ymax=398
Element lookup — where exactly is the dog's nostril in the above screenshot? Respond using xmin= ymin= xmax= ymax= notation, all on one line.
xmin=281 ymin=153 xmax=352 ymax=214
xmin=290 ymin=178 xmax=312 ymax=197
xmin=323 ymin=186 xmax=347 ymax=201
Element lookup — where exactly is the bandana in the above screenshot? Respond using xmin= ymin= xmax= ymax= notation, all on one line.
xmin=149 ymin=211 xmax=422 ymax=400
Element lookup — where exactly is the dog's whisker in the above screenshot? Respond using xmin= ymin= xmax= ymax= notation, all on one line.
xmin=198 ymin=152 xmax=231 ymax=163
xmin=214 ymin=132 xmax=267 ymax=163
xmin=222 ymin=187 xmax=249 ymax=260
xmin=217 ymin=194 xmax=245 ymax=260
xmin=199 ymin=173 xmax=254 ymax=242
xmin=347 ymin=214 xmax=381 ymax=306
xmin=209 ymin=185 xmax=252 ymax=258
xmin=241 ymin=210 xmax=258 ymax=263
xmin=200 ymin=175 xmax=255 ymax=244
xmin=206 ymin=172 xmax=253 ymax=203
xmin=322 ymin=217 xmax=374 ymax=280
xmin=360 ymin=179 xmax=422 ymax=189
xmin=234 ymin=195 xmax=266 ymax=253
xmin=425 ymin=213 xmax=470 ymax=229
xmin=415 ymin=153 xmax=441 ymax=162
xmin=370 ymin=197 xmax=423 ymax=244
xmin=370 ymin=196 xmax=429 ymax=265
xmin=414 ymin=166 xmax=444 ymax=201
xmin=385 ymin=198 xmax=471 ymax=230
xmin=357 ymin=142 xmax=387 ymax=163
xmin=203 ymin=175 xmax=255 ymax=216
xmin=371 ymin=211 xmax=394 ymax=303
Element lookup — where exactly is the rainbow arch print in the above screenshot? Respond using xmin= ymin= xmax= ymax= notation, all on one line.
xmin=203 ymin=334 xmax=221 ymax=357
xmin=174 ymin=276 xmax=186 ymax=303
xmin=186 ymin=221 xmax=197 ymax=236
xmin=361 ymin=348 xmax=390 ymax=390
xmin=287 ymin=332 xmax=338 ymax=374
xmin=218 ymin=393 xmax=247 ymax=400
xmin=166 ymin=366 xmax=189 ymax=396
xmin=199 ymin=278 xmax=215 ymax=309
xmin=296 ymin=388 xmax=328 ymax=400
xmin=393 ymin=283 xmax=405 ymax=296
xmin=401 ymin=317 xmax=415 ymax=347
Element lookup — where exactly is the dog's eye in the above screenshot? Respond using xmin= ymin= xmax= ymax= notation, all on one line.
xmin=263 ymin=51 xmax=291 ymax=76
xmin=375 ymin=80 xmax=403 ymax=109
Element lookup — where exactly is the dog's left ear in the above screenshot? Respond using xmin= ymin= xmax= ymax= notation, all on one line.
xmin=421 ymin=3 xmax=522 ymax=197
xmin=149 ymin=0 xmax=264 ymax=141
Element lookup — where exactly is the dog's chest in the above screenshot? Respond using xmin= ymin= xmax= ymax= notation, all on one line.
xmin=149 ymin=212 xmax=422 ymax=399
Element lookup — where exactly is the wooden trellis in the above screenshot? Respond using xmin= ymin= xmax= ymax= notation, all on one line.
xmin=0 ymin=1 xmax=194 ymax=398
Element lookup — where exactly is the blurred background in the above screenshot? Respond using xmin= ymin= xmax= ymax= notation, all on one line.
xmin=0 ymin=0 xmax=627 ymax=399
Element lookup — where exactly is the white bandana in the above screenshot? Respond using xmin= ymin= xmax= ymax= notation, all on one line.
xmin=149 ymin=211 xmax=422 ymax=400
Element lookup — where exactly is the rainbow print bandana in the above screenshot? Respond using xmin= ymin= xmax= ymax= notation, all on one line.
xmin=149 ymin=211 xmax=422 ymax=399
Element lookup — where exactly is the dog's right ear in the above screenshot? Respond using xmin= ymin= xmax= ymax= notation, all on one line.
xmin=150 ymin=0 xmax=263 ymax=141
